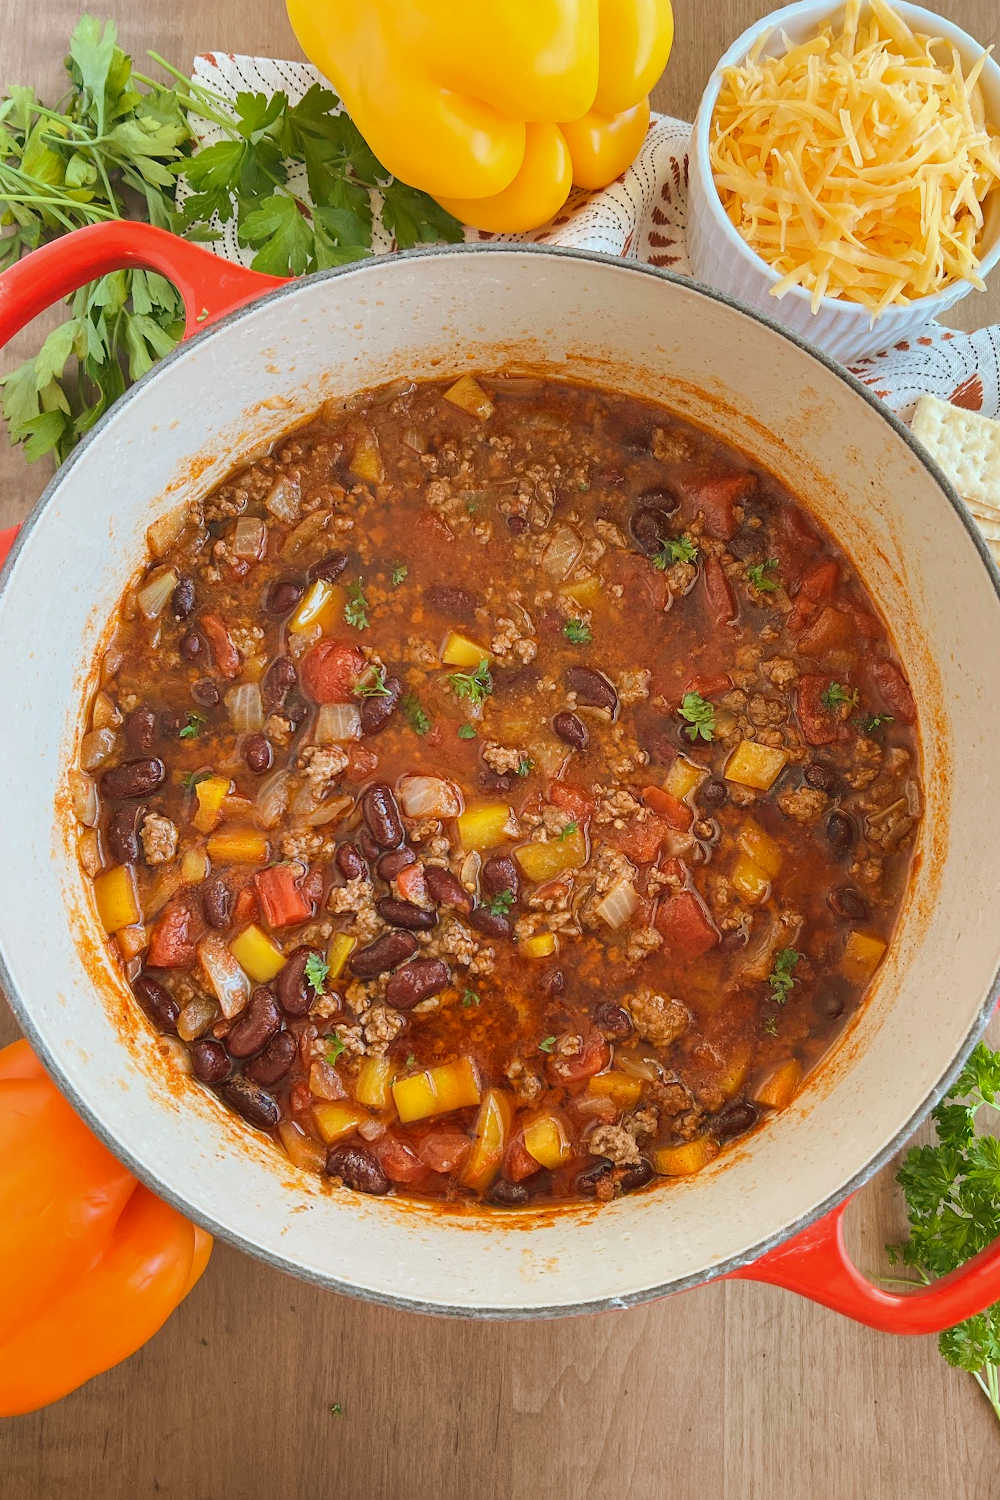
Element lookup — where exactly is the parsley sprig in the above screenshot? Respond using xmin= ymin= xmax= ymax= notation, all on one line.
xmin=305 ymin=952 xmax=329 ymax=996
xmin=768 ymin=947 xmax=800 ymax=1004
xmin=355 ymin=664 xmax=390 ymax=698
xmin=653 ymin=534 xmax=698 ymax=570
xmin=746 ymin=557 xmax=779 ymax=593
xmin=563 ymin=618 xmax=592 ymax=645
xmin=679 ymin=691 xmax=715 ymax=743
xmin=343 ymin=578 xmax=369 ymax=630
xmin=822 ymin=681 xmax=859 ymax=711
xmin=448 ymin=658 xmax=492 ymax=707
xmin=486 ymin=889 xmax=515 ymax=918
xmin=401 ymin=693 xmax=430 ymax=735
xmin=178 ymin=712 xmax=205 ymax=740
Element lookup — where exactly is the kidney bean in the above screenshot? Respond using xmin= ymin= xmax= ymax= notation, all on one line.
xmin=637 ymin=484 xmax=680 ymax=515
xmin=358 ymin=828 xmax=380 ymax=861
xmin=618 ymin=1158 xmax=655 ymax=1192
xmin=377 ymin=847 xmax=416 ymax=880
xmin=481 ymin=852 xmax=521 ymax=904
xmin=829 ymin=885 xmax=870 ymax=921
xmin=227 ymin=987 xmax=282 ymax=1058
xmin=575 ymin=1158 xmax=613 ymax=1196
xmin=630 ymin=505 xmax=675 ymax=555
xmin=386 ymin=958 xmax=451 ymax=1011
xmin=284 ymin=694 xmax=309 ymax=730
xmin=308 ymin=550 xmax=349 ymax=584
xmin=189 ymin=1037 xmax=232 ymax=1084
xmin=594 ymin=1001 xmax=633 ymax=1039
xmin=553 ymin=711 xmax=588 ymax=750
xmin=159 ymin=709 xmax=187 ymax=739
xmin=103 ymin=758 xmax=165 ymax=799
xmin=201 ymin=876 xmax=232 ymax=930
xmin=468 ymin=905 xmax=513 ymax=940
xmin=424 ymin=584 xmax=479 ymax=619
xmin=107 ymin=804 xmax=143 ymax=865
xmin=179 ymin=630 xmax=202 ymax=661
xmin=544 ymin=969 xmax=565 ymax=996
xmin=699 ymin=778 xmax=728 ymax=810
xmin=423 ymin=864 xmax=473 ymax=913
xmin=826 ymin=811 xmax=856 ymax=857
xmin=336 ymin=842 xmax=367 ymax=881
xmin=804 ymin=761 xmax=838 ymax=794
xmin=191 ymin=678 xmax=221 ymax=708
xmin=133 ymin=973 xmax=179 ymax=1033
xmin=376 ymin=897 xmax=438 ymax=931
xmin=171 ymin=574 xmax=195 ymax=620
xmin=245 ymin=1028 xmax=297 ymax=1087
xmin=124 ymin=706 xmax=157 ymax=753
xmin=350 ymin=930 xmax=418 ymax=978
xmin=243 ymin=733 xmax=273 ymax=773
xmin=276 ymin=946 xmax=320 ymax=1016
xmin=362 ymin=782 xmax=404 ymax=848
xmin=713 ymin=1100 xmax=759 ymax=1141
xmin=326 ymin=1143 xmax=389 ymax=1195
xmin=487 ymin=1178 xmax=531 ymax=1207
xmin=506 ymin=514 xmax=527 ymax=536
xmin=360 ymin=675 xmax=402 ymax=736
xmin=262 ymin=655 xmax=297 ymax=711
xmin=564 ymin=665 xmax=618 ymax=716
xmin=221 ymin=1075 xmax=280 ymax=1131
xmin=265 ymin=577 xmax=303 ymax=617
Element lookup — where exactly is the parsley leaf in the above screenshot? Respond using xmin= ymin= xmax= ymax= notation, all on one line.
xmin=653 ymin=534 xmax=698 ymax=569
xmin=178 ymin=712 xmax=205 ymax=740
xmin=355 ymin=665 xmax=390 ymax=698
xmin=457 ymin=723 xmax=477 ymax=740
xmin=861 ymin=713 xmax=894 ymax=734
xmin=391 ymin=563 xmax=408 ymax=587
xmin=822 ymin=681 xmax=858 ymax=711
xmin=181 ymin=770 xmax=210 ymax=790
xmin=305 ymin=952 xmax=329 ymax=996
xmin=516 ymin=757 xmax=534 ymax=778
xmin=324 ymin=1032 xmax=345 ymax=1064
xmin=563 ymin=618 xmax=592 ymax=645
xmin=486 ymin=889 xmax=515 ymax=917
xmin=538 ymin=1035 xmax=556 ymax=1053
xmin=679 ymin=691 xmax=715 ymax=743
xmin=343 ymin=577 xmax=369 ymax=630
xmin=762 ymin=1014 xmax=779 ymax=1036
xmin=768 ymin=947 xmax=800 ymax=1004
xmin=557 ymin=820 xmax=579 ymax=842
xmin=461 ymin=989 xmax=480 ymax=1008
xmin=401 ymin=693 xmax=430 ymax=735
xmin=448 ymin=659 xmax=492 ymax=707
xmin=746 ymin=557 xmax=779 ymax=593
xmin=329 ymin=1403 xmax=343 ymax=1417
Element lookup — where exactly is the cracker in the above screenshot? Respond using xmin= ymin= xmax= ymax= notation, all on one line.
xmin=910 ymin=393 xmax=1000 ymax=513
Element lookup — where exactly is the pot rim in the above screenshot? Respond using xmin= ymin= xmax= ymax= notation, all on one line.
xmin=2 ymin=240 xmax=999 ymax=1319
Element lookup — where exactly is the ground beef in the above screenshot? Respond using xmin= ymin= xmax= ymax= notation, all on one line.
xmin=362 ymin=1005 xmax=406 ymax=1054
xmin=139 ymin=812 xmax=178 ymax=865
xmin=587 ymin=1123 xmax=642 ymax=1166
xmin=297 ymin=745 xmax=349 ymax=797
xmin=762 ymin=656 xmax=798 ymax=687
xmin=777 ymin=786 xmax=829 ymax=823
xmin=505 ymin=1056 xmax=544 ymax=1102
xmin=490 ymin=616 xmax=537 ymax=664
xmin=482 ymin=740 xmax=526 ymax=775
xmin=617 ymin=668 xmax=651 ymax=705
xmin=629 ymin=991 xmax=691 ymax=1049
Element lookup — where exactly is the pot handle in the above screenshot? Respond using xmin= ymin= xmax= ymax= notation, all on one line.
xmin=0 ymin=221 xmax=285 ymax=347
xmin=726 ymin=1192 xmax=1000 ymax=1333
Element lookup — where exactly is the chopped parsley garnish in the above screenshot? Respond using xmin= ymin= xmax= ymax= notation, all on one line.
xmin=448 ymin=658 xmax=493 ymax=707
xmin=457 ymin=723 xmax=477 ymax=740
xmin=557 ymin=820 xmax=579 ymax=842
xmin=861 ymin=713 xmax=894 ymax=734
xmin=822 ymin=681 xmax=858 ymax=711
xmin=516 ymin=756 xmax=534 ymax=777
xmin=768 ymin=947 xmax=800 ymax=1005
xmin=465 ymin=497 xmax=479 ymax=514
xmin=181 ymin=770 xmax=211 ymax=790
xmin=563 ymin=618 xmax=592 ymax=645
xmin=762 ymin=1014 xmax=779 ymax=1036
xmin=330 ymin=1403 xmax=343 ymax=1417
xmin=486 ymin=889 xmax=515 ymax=917
xmin=391 ymin=564 xmax=408 ymax=587
xmin=305 ymin=952 xmax=329 ymax=996
xmin=679 ymin=691 xmax=715 ymax=742
xmin=461 ymin=989 xmax=481 ymax=1008
xmin=401 ymin=693 xmax=431 ymax=735
xmin=538 ymin=1035 xmax=556 ymax=1053
xmin=344 ymin=577 xmax=369 ymax=630
xmin=746 ymin=557 xmax=779 ymax=593
xmin=355 ymin=665 xmax=391 ymax=698
xmin=178 ymin=712 xmax=205 ymax=740
xmin=405 ymin=1052 xmax=416 ymax=1068
xmin=653 ymin=534 xmax=698 ymax=569
xmin=324 ymin=1033 xmax=345 ymax=1065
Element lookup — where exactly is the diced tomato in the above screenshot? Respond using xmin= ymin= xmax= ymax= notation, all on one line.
xmin=375 ymin=1133 xmax=430 ymax=1185
xmin=684 ymin=671 xmax=732 ymax=698
xmin=643 ymin=786 xmax=693 ymax=831
xmin=300 ymin=640 xmax=366 ymax=703
xmin=796 ymin=675 xmax=839 ymax=747
xmin=796 ymin=605 xmax=852 ymax=657
xmin=607 ymin=551 xmax=669 ymax=612
xmin=302 ymin=866 xmax=325 ymax=906
xmin=844 ymin=602 xmax=879 ymax=641
xmin=232 ymin=884 xmax=258 ymax=925
xmin=549 ymin=782 xmax=594 ymax=821
xmin=504 ymin=1132 xmax=541 ymax=1182
xmin=546 ymin=1031 xmax=611 ymax=1084
xmin=777 ymin=505 xmax=820 ymax=563
xmin=200 ymin=614 xmax=242 ymax=679
xmin=658 ymin=857 xmax=686 ymax=883
xmin=345 ymin=745 xmax=378 ymax=778
xmin=147 ymin=898 xmax=197 ymax=968
xmin=289 ymin=1081 xmax=314 ymax=1118
xmin=605 ymin=813 xmax=670 ymax=864
xmin=656 ymin=889 xmax=719 ymax=960
xmin=255 ymin=864 xmax=314 ymax=928
xmin=417 ymin=1129 xmax=472 ymax=1174
xmin=395 ymin=862 xmax=427 ymax=905
xmin=788 ymin=560 xmax=838 ymax=631
xmin=868 ymin=658 xmax=915 ymax=724
xmin=686 ymin=473 xmax=754 ymax=539
xmin=703 ymin=555 xmax=737 ymax=625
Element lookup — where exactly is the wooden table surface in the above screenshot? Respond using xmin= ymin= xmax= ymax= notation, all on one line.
xmin=2 ymin=1 xmax=999 ymax=1493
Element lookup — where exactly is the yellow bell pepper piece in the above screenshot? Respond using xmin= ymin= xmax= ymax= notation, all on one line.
xmin=326 ymin=932 xmax=356 ymax=982
xmin=287 ymin=578 xmax=346 ymax=635
xmin=653 ymin=1137 xmax=719 ymax=1177
xmin=841 ymin=930 xmax=887 ymax=984
xmin=314 ymin=1102 xmax=371 ymax=1146
xmin=206 ymin=829 xmax=269 ymax=865
xmin=229 ymin=924 xmax=286 ymax=984
xmin=285 ymin=0 xmax=674 ymax=229
xmin=730 ymin=852 xmax=771 ymax=906
xmin=350 ymin=428 xmax=384 ymax=484
xmin=752 ymin=1058 xmax=803 ymax=1111
xmin=94 ymin=864 xmax=140 ymax=934
xmin=457 ymin=801 xmax=512 ymax=851
xmin=192 ymin=775 xmax=231 ymax=834
xmin=515 ymin=826 xmax=587 ymax=882
xmin=587 ymin=1070 xmax=642 ymax=1109
xmin=520 ymin=931 xmax=557 ymax=959
xmin=560 ymin=574 xmax=602 ymax=608
xmin=738 ymin=821 xmax=782 ymax=878
xmin=441 ymin=631 xmax=490 ymax=668
xmin=443 ymin=375 xmax=494 ymax=420
xmin=180 ymin=847 xmax=209 ymax=884
xmin=716 ymin=1040 xmax=752 ymax=1100
xmin=664 ymin=755 xmax=704 ymax=802
xmin=462 ymin=1088 xmax=514 ymax=1192
xmin=392 ymin=1057 xmax=481 ymax=1124
xmin=522 ymin=1112 xmax=572 ymax=1169
xmin=355 ymin=1056 xmax=398 ymax=1112
xmin=724 ymin=740 xmax=789 ymax=791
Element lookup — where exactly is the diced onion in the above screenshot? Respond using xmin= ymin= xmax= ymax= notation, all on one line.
xmin=146 ymin=504 xmax=187 ymax=558
xmin=177 ymin=995 xmax=220 ymax=1041
xmin=398 ymin=774 xmax=463 ymax=819
xmin=401 ymin=426 xmax=428 ymax=453
xmin=315 ymin=702 xmax=361 ymax=743
xmin=255 ymin=769 xmax=292 ymax=829
xmin=80 ymin=728 xmax=118 ymax=770
xmin=615 ymin=1051 xmax=664 ymax=1081
xmin=69 ymin=769 xmax=98 ymax=826
xmin=305 ymin=794 xmax=353 ymax=827
xmin=541 ymin=525 xmax=583 ymax=579
xmin=156 ymin=1035 xmax=193 ymax=1075
xmin=459 ymin=850 xmax=481 ymax=891
xmin=357 ymin=1117 xmax=387 ymax=1142
xmin=77 ymin=829 xmax=102 ymax=877
xmin=197 ymin=935 xmax=250 ymax=1018
xmin=225 ymin=683 xmax=264 ymax=733
xmin=137 ymin=566 xmax=179 ymax=620
xmin=90 ymin=690 xmax=121 ymax=730
xmin=278 ymin=1121 xmax=327 ymax=1173
xmin=594 ymin=877 xmax=639 ymax=930
xmin=281 ymin=512 xmax=327 ymax=559
xmin=309 ymin=1060 xmax=346 ymax=1099
xmin=264 ymin=476 xmax=301 ymax=524
xmin=232 ymin=516 xmax=266 ymax=559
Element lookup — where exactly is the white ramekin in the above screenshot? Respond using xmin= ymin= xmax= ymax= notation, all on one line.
xmin=688 ymin=0 xmax=1000 ymax=362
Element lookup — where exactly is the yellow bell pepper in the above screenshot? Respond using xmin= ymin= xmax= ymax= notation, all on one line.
xmin=229 ymin=924 xmax=287 ymax=984
xmin=392 ymin=1057 xmax=481 ymax=1123
xmin=286 ymin=0 xmax=674 ymax=231
xmin=94 ymin=865 xmax=141 ymax=934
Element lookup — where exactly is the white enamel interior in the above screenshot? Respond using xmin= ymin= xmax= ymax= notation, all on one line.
xmin=1 ymin=247 xmax=999 ymax=1317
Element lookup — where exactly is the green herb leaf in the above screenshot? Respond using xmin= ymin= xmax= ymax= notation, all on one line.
xmin=538 ymin=1035 xmax=556 ymax=1053
xmin=679 ymin=691 xmax=715 ymax=743
xmin=461 ymin=988 xmax=480 ymax=1008
xmin=329 ymin=1403 xmax=343 ymax=1416
xmin=457 ymin=723 xmax=477 ymax=740
xmin=762 ymin=1014 xmax=778 ymax=1036
xmin=448 ymin=658 xmax=492 ymax=707
xmin=401 ymin=693 xmax=430 ymax=735
xmin=516 ymin=757 xmax=534 ymax=778
xmin=653 ymin=534 xmax=698 ymax=569
xmin=181 ymin=769 xmax=211 ymax=790
xmin=563 ymin=618 xmax=592 ymax=645
xmin=305 ymin=952 xmax=329 ymax=996
xmin=391 ymin=563 xmax=407 ymax=587
xmin=355 ymin=664 xmax=390 ymax=698
xmin=557 ymin=820 xmax=579 ymax=842
xmin=768 ymin=947 xmax=800 ymax=1004
xmin=861 ymin=713 xmax=894 ymax=734
xmin=178 ymin=712 xmax=205 ymax=740
xmin=343 ymin=577 xmax=369 ymax=631
xmin=746 ymin=557 xmax=779 ymax=593
xmin=822 ymin=681 xmax=858 ymax=711
xmin=486 ymin=889 xmax=515 ymax=917
xmin=325 ymin=1032 xmax=345 ymax=1064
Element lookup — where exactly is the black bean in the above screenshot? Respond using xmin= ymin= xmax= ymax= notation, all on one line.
xmin=262 ymin=656 xmax=297 ymax=712
xmin=326 ymin=1144 xmax=389 ymax=1195
xmin=575 ymin=1158 xmax=614 ymax=1196
xmin=359 ymin=675 xmax=402 ymax=736
xmin=376 ymin=897 xmax=438 ymax=931
xmin=618 ymin=1158 xmax=655 ymax=1192
xmin=191 ymin=678 xmax=221 ymax=708
xmin=377 ymin=848 xmax=416 ymax=881
xmin=386 ymin=958 xmax=451 ymax=1010
xmin=804 ymin=761 xmax=838 ymax=794
xmin=171 ymin=574 xmax=195 ymax=620
xmin=227 ymin=986 xmax=282 ymax=1059
xmin=553 ymin=711 xmax=588 ymax=750
xmin=220 ymin=1075 xmax=280 ymax=1131
xmin=245 ymin=1028 xmax=297 ymax=1087
xmin=265 ymin=578 xmax=304 ymax=617
xmin=829 ymin=885 xmax=870 ymax=921
xmin=336 ymin=843 xmax=367 ymax=881
xmin=699 ymin=778 xmax=728 ymax=810
xmin=124 ymin=706 xmax=157 ymax=753
xmin=826 ymin=811 xmax=856 ymax=856
xmin=362 ymin=782 xmax=404 ymax=849
xmin=179 ymin=630 xmax=202 ymax=662
xmin=276 ymin=946 xmax=321 ymax=1016
xmin=487 ymin=1178 xmax=531 ymax=1206
xmin=594 ymin=1001 xmax=633 ymax=1040
xmin=713 ymin=1100 xmax=759 ymax=1141
xmin=424 ymin=864 xmax=473 ymax=913
xmin=133 ymin=973 xmax=179 ymax=1033
xmin=350 ymin=930 xmax=418 ymax=978
xmin=243 ymin=733 xmax=273 ymax=773
xmin=424 ymin=584 xmax=479 ymax=619
xmin=308 ymin=551 xmax=349 ymax=584
xmin=468 ymin=905 xmax=513 ymax=940
xmin=107 ymin=804 xmax=142 ymax=865
xmin=630 ymin=505 xmax=675 ymax=555
xmin=189 ymin=1037 xmax=231 ymax=1084
xmin=564 ymin=665 xmax=618 ymax=716
xmin=198 ymin=877 xmax=231 ymax=931
xmin=103 ymin=758 xmax=165 ymax=800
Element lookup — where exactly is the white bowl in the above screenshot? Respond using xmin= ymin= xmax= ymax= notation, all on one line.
xmin=688 ymin=0 xmax=1000 ymax=361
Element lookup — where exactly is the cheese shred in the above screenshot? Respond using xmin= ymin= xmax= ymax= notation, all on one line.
xmin=710 ymin=0 xmax=1000 ymax=314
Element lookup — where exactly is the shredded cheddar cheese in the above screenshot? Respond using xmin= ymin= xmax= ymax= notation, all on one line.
xmin=710 ymin=0 xmax=1000 ymax=314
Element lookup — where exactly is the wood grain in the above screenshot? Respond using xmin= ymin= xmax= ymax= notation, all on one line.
xmin=2 ymin=2 xmax=999 ymax=1493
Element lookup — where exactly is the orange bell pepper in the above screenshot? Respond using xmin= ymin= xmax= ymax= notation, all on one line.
xmin=0 ymin=1039 xmax=212 ymax=1415
xmin=286 ymin=0 xmax=674 ymax=231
